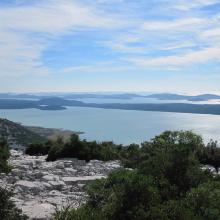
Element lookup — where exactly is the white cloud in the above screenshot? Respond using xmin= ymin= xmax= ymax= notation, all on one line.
xmin=62 ymin=62 xmax=133 ymax=74
xmin=0 ymin=0 xmax=123 ymax=77
xmin=105 ymin=16 xmax=209 ymax=56
xmin=99 ymin=9 xmax=220 ymax=69
xmin=201 ymin=28 xmax=220 ymax=38
xmin=103 ymin=41 xmax=145 ymax=54
xmin=160 ymin=41 xmax=196 ymax=51
xmin=174 ymin=0 xmax=219 ymax=11
xmin=142 ymin=18 xmax=204 ymax=32
xmin=0 ymin=1 xmax=120 ymax=33
xmin=129 ymin=47 xmax=220 ymax=67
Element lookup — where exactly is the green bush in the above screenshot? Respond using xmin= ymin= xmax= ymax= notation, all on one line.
xmin=0 ymin=187 xmax=28 ymax=220
xmin=88 ymin=170 xmax=161 ymax=220
xmin=184 ymin=181 xmax=220 ymax=219
xmin=46 ymin=134 xmax=122 ymax=162
xmin=139 ymin=131 xmax=212 ymax=199
xmin=54 ymin=131 xmax=220 ymax=220
xmin=54 ymin=204 xmax=104 ymax=220
xmin=0 ymin=139 xmax=11 ymax=173
xmin=0 ymin=139 xmax=27 ymax=219
xmin=199 ymin=140 xmax=220 ymax=173
xmin=25 ymin=140 xmax=52 ymax=156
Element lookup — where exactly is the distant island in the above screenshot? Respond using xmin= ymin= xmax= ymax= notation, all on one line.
xmin=0 ymin=92 xmax=146 ymax=100
xmin=1 ymin=96 xmax=220 ymax=115
xmin=146 ymin=93 xmax=220 ymax=101
xmin=1 ymin=92 xmax=220 ymax=101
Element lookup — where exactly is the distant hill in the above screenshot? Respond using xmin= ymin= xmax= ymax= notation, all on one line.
xmin=0 ymin=93 xmax=145 ymax=100
xmin=64 ymin=93 xmax=145 ymax=99
xmin=0 ymin=119 xmax=46 ymax=147
xmin=146 ymin=93 xmax=220 ymax=101
xmin=38 ymin=97 xmax=83 ymax=106
xmin=1 ymin=98 xmax=220 ymax=115
xmin=146 ymin=93 xmax=189 ymax=100
xmin=0 ymin=118 xmax=82 ymax=148
xmin=188 ymin=94 xmax=220 ymax=101
xmin=88 ymin=102 xmax=220 ymax=115
xmin=0 ymin=93 xmax=44 ymax=99
xmin=26 ymin=126 xmax=83 ymax=142
xmin=0 ymin=98 xmax=83 ymax=110
xmin=1 ymin=92 xmax=220 ymax=102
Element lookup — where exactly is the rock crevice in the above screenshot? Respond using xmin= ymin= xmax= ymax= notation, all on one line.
xmin=0 ymin=150 xmax=121 ymax=220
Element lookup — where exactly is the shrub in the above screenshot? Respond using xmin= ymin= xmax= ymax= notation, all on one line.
xmin=46 ymin=134 xmax=122 ymax=162
xmin=54 ymin=131 xmax=220 ymax=220
xmin=25 ymin=141 xmax=52 ymax=156
xmin=0 ymin=187 xmax=28 ymax=220
xmin=199 ymin=140 xmax=220 ymax=173
xmin=0 ymin=139 xmax=10 ymax=173
xmin=184 ymin=181 xmax=220 ymax=219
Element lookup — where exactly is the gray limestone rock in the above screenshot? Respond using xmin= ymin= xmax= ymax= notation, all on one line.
xmin=0 ymin=150 xmax=122 ymax=220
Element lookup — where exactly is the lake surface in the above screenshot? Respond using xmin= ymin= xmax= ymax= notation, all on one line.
xmin=0 ymin=107 xmax=220 ymax=145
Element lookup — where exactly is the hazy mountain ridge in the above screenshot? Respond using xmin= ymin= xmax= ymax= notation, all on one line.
xmin=1 ymin=98 xmax=220 ymax=115
xmin=1 ymin=92 xmax=220 ymax=101
xmin=0 ymin=92 xmax=220 ymax=115
xmin=146 ymin=93 xmax=220 ymax=101
xmin=0 ymin=93 xmax=145 ymax=100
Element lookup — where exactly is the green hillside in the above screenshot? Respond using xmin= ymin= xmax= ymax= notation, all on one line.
xmin=0 ymin=118 xmax=46 ymax=146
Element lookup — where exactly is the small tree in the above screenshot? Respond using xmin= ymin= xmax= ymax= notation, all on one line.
xmin=0 ymin=138 xmax=10 ymax=173
xmin=86 ymin=170 xmax=160 ymax=220
xmin=199 ymin=140 xmax=220 ymax=173
xmin=0 ymin=187 xmax=28 ymax=220
xmin=185 ymin=181 xmax=220 ymax=219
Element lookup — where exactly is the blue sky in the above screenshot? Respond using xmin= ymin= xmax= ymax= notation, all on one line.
xmin=0 ymin=0 xmax=220 ymax=94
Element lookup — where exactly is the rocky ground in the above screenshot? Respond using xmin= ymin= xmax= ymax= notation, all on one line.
xmin=0 ymin=150 xmax=121 ymax=220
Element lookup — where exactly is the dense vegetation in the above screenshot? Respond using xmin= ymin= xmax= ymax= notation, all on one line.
xmin=0 ymin=187 xmax=28 ymax=220
xmin=198 ymin=140 xmax=220 ymax=173
xmin=26 ymin=132 xmax=220 ymax=173
xmin=0 ymin=139 xmax=10 ymax=173
xmin=2 ymin=130 xmax=220 ymax=219
xmin=53 ymin=131 xmax=220 ymax=220
xmin=25 ymin=135 xmax=123 ymax=162
xmin=25 ymin=141 xmax=52 ymax=156
xmin=0 ymin=138 xmax=28 ymax=220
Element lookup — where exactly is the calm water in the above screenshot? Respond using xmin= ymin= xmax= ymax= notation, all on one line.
xmin=0 ymin=107 xmax=220 ymax=145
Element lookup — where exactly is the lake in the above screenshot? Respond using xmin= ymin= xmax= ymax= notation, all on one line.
xmin=0 ymin=107 xmax=220 ymax=145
